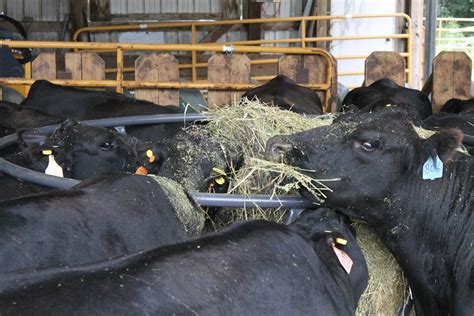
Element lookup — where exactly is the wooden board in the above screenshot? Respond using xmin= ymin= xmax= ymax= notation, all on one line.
xmin=365 ymin=51 xmax=406 ymax=86
xmin=279 ymin=54 xmax=338 ymax=113
xmin=135 ymin=53 xmax=179 ymax=106
xmin=432 ymin=51 xmax=472 ymax=112
xmin=278 ymin=55 xmax=303 ymax=82
xmin=32 ymin=52 xmax=56 ymax=80
xmin=65 ymin=53 xmax=82 ymax=80
xmin=65 ymin=52 xmax=105 ymax=80
xmin=81 ymin=53 xmax=105 ymax=80
xmin=207 ymin=53 xmax=251 ymax=108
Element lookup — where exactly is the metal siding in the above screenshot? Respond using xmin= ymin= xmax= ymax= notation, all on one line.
xmin=127 ymin=0 xmax=144 ymax=14
xmin=178 ymin=0 xmax=194 ymax=13
xmin=210 ymin=0 xmax=220 ymax=14
xmin=42 ymin=0 xmax=59 ymax=21
xmin=5 ymin=0 xmax=24 ymax=20
xmin=110 ymin=0 xmax=127 ymax=15
xmin=193 ymin=0 xmax=210 ymax=13
xmin=59 ymin=0 xmax=69 ymax=18
xmin=280 ymin=0 xmax=290 ymax=18
xmin=23 ymin=0 xmax=41 ymax=20
xmin=144 ymin=0 xmax=160 ymax=13
xmin=290 ymin=0 xmax=303 ymax=16
xmin=161 ymin=1 xmax=177 ymax=13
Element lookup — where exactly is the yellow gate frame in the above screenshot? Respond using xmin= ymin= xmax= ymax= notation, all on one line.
xmin=0 ymin=41 xmax=338 ymax=112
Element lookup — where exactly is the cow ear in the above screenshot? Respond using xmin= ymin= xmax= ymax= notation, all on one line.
xmin=135 ymin=141 xmax=167 ymax=174
xmin=420 ymin=128 xmax=463 ymax=163
xmin=17 ymin=129 xmax=49 ymax=149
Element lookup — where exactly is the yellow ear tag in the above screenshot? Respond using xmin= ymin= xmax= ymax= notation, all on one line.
xmin=212 ymin=167 xmax=226 ymax=176
xmin=215 ymin=176 xmax=226 ymax=185
xmin=148 ymin=155 xmax=156 ymax=163
xmin=146 ymin=149 xmax=154 ymax=158
xmin=335 ymin=238 xmax=348 ymax=246
xmin=42 ymin=149 xmax=53 ymax=156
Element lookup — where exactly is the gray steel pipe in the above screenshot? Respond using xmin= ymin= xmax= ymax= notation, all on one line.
xmin=0 ymin=157 xmax=316 ymax=209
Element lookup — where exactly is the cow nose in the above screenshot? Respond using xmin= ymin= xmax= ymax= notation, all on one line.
xmin=265 ymin=136 xmax=293 ymax=162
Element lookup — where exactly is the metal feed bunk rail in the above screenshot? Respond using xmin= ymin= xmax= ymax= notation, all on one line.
xmin=0 ymin=41 xmax=337 ymax=112
xmin=0 ymin=113 xmax=317 ymax=223
xmin=71 ymin=13 xmax=413 ymax=85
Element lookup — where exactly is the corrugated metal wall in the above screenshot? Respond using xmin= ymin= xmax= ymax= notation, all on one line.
xmin=0 ymin=0 xmax=305 ymax=45
xmin=110 ymin=0 xmax=222 ymax=15
xmin=0 ymin=0 xmax=69 ymax=42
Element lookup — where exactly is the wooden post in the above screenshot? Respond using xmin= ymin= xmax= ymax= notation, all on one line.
xmin=208 ymin=53 xmax=251 ymax=108
xmin=432 ymin=52 xmax=472 ymax=112
xmin=32 ymin=52 xmax=57 ymax=80
xmin=279 ymin=54 xmax=338 ymax=113
xmin=248 ymin=1 xmax=262 ymax=41
xmin=69 ymin=0 xmax=88 ymax=41
xmin=314 ymin=0 xmax=330 ymax=50
xmin=364 ymin=51 xmax=406 ymax=87
xmin=65 ymin=52 xmax=105 ymax=80
xmin=135 ymin=53 xmax=179 ymax=106
xmin=224 ymin=0 xmax=240 ymax=19
xmin=409 ymin=0 xmax=423 ymax=89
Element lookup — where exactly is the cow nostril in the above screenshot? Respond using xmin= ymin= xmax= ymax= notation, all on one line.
xmin=266 ymin=142 xmax=293 ymax=162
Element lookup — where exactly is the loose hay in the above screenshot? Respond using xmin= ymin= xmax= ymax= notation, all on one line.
xmin=199 ymin=99 xmax=411 ymax=315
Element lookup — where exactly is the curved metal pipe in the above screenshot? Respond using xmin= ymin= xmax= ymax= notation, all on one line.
xmin=0 ymin=157 xmax=315 ymax=209
xmin=0 ymin=113 xmax=213 ymax=149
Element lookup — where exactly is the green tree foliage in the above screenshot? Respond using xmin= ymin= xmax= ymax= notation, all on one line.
xmin=438 ymin=0 xmax=474 ymax=18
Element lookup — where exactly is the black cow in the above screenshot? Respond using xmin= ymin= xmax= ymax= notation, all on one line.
xmin=342 ymin=78 xmax=432 ymax=120
xmin=0 ymin=208 xmax=368 ymax=315
xmin=0 ymin=101 xmax=61 ymax=137
xmin=20 ymin=80 xmax=183 ymax=142
xmin=265 ymin=109 xmax=473 ymax=315
xmin=440 ymin=98 xmax=474 ymax=114
xmin=0 ymin=173 xmax=204 ymax=274
xmin=16 ymin=120 xmax=158 ymax=180
xmin=423 ymin=98 xmax=474 ymax=137
xmin=16 ymin=122 xmax=241 ymax=192
xmin=242 ymin=75 xmax=323 ymax=114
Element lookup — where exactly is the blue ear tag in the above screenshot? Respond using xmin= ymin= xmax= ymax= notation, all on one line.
xmin=422 ymin=155 xmax=443 ymax=180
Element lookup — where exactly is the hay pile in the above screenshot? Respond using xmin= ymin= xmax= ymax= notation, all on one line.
xmin=200 ymin=98 xmax=408 ymax=315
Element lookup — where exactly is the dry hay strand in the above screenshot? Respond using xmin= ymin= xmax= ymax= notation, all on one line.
xmin=353 ymin=221 xmax=410 ymax=315
xmin=201 ymin=99 xmax=408 ymax=315
xmin=203 ymin=98 xmax=335 ymax=224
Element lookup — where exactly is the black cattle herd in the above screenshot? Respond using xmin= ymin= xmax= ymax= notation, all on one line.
xmin=0 ymin=76 xmax=472 ymax=315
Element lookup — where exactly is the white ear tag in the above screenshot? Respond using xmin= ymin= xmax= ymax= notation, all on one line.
xmin=45 ymin=155 xmax=64 ymax=178
xmin=422 ymin=155 xmax=443 ymax=180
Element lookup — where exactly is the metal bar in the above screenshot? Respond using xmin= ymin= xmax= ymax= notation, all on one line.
xmin=424 ymin=0 xmax=438 ymax=81
xmin=191 ymin=23 xmax=197 ymax=82
xmin=73 ymin=13 xmax=413 ymax=41
xmin=0 ymin=78 xmax=330 ymax=90
xmin=116 ymin=47 xmax=124 ymax=93
xmin=191 ymin=192 xmax=317 ymax=208
xmin=0 ymin=158 xmax=80 ymax=189
xmin=0 ymin=157 xmax=316 ymax=209
xmin=0 ymin=40 xmax=334 ymax=56
xmin=301 ymin=19 xmax=306 ymax=48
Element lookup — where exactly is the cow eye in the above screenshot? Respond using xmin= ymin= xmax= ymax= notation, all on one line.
xmin=361 ymin=141 xmax=375 ymax=152
xmin=100 ymin=140 xmax=114 ymax=151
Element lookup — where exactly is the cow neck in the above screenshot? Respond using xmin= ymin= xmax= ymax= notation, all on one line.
xmin=365 ymin=156 xmax=472 ymax=315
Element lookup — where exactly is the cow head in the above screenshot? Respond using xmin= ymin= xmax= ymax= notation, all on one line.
xmin=18 ymin=120 xmax=163 ymax=179
xmin=156 ymin=127 xmax=243 ymax=192
xmin=290 ymin=207 xmax=368 ymax=304
xmin=265 ymin=109 xmax=462 ymax=210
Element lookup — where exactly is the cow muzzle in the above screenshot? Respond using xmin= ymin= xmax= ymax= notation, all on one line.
xmin=265 ymin=136 xmax=293 ymax=163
